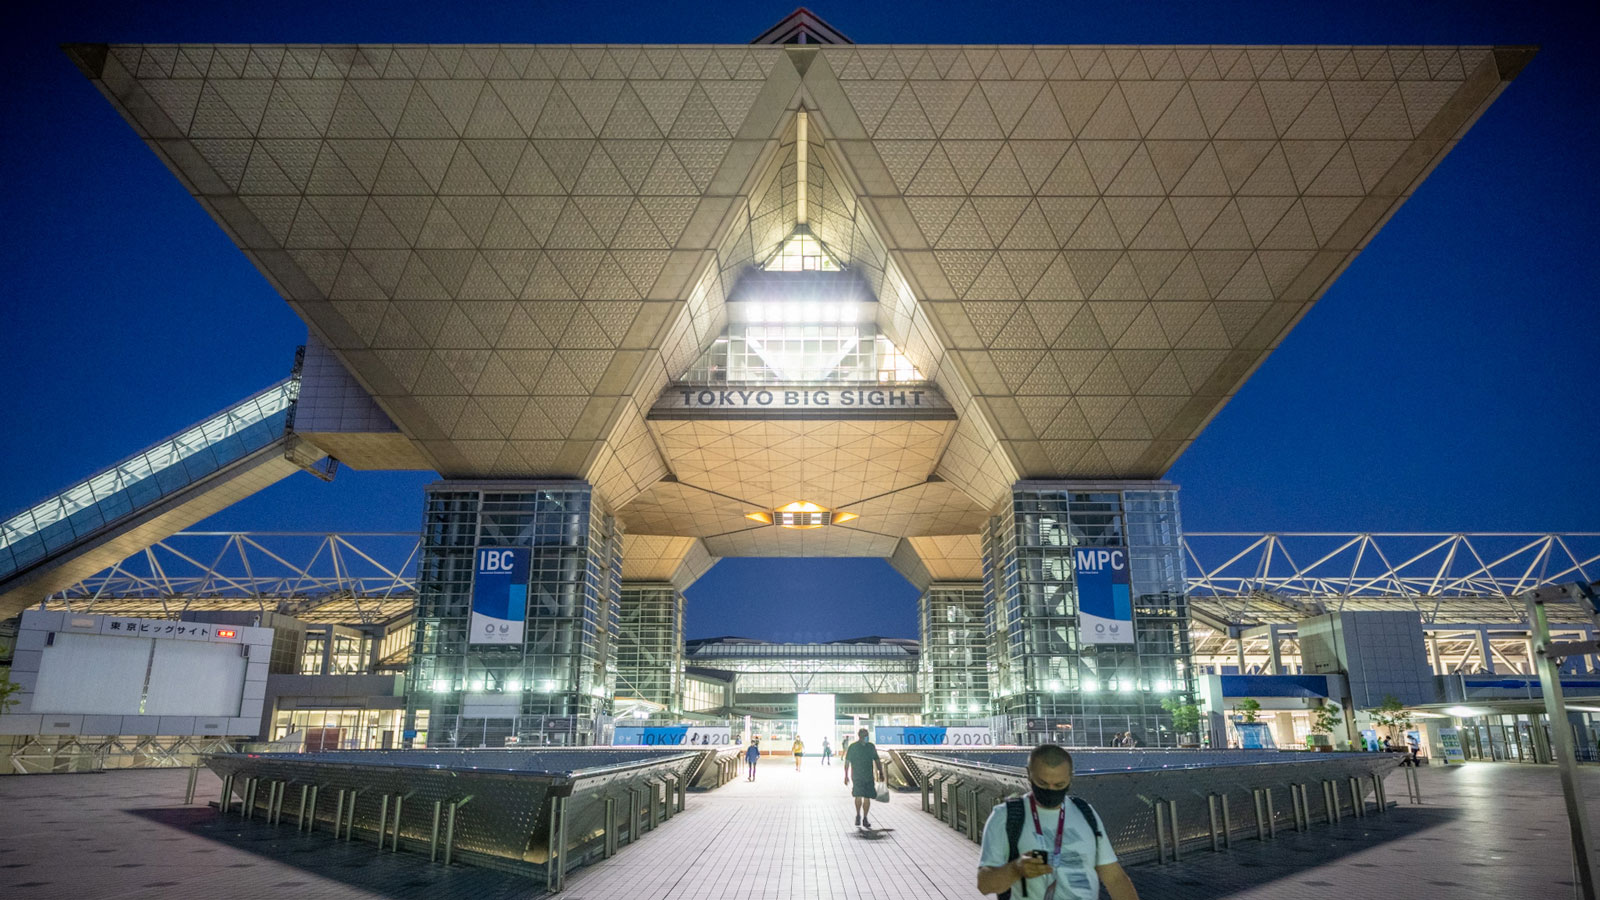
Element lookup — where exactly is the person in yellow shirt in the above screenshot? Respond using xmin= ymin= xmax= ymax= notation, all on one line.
xmin=792 ymin=735 xmax=805 ymax=770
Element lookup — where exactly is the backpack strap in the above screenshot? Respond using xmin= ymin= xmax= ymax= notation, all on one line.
xmin=998 ymin=796 xmax=1028 ymax=900
xmin=1070 ymin=797 xmax=1103 ymax=865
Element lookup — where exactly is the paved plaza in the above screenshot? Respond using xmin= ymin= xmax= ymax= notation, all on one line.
xmin=0 ymin=761 xmax=1596 ymax=899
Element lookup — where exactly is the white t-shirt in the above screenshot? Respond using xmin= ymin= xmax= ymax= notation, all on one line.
xmin=978 ymin=795 xmax=1117 ymax=900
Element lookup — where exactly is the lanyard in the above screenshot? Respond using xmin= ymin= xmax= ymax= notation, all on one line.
xmin=1027 ymin=793 xmax=1067 ymax=857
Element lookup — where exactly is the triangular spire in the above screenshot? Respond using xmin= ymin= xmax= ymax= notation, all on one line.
xmin=751 ymin=8 xmax=853 ymax=45
xmin=762 ymin=225 xmax=841 ymax=271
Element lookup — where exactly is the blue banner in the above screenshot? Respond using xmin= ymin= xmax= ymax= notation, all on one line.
xmin=470 ymin=547 xmax=528 ymax=645
xmin=1075 ymin=546 xmax=1133 ymax=644
xmin=612 ymin=726 xmax=732 ymax=746
xmin=1236 ymin=722 xmax=1276 ymax=749
xmin=872 ymin=726 xmax=994 ymax=746
xmin=873 ymin=726 xmax=949 ymax=745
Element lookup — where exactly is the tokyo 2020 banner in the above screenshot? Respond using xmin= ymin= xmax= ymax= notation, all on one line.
xmin=1075 ymin=546 xmax=1134 ymax=644
xmin=470 ymin=547 xmax=529 ymax=645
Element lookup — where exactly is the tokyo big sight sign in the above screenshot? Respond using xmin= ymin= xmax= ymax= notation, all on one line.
xmin=650 ymin=382 xmax=955 ymax=420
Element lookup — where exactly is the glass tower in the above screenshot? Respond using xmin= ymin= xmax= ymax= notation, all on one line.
xmin=983 ymin=482 xmax=1190 ymax=746
xmin=404 ymin=482 xmax=622 ymax=747
xmin=919 ymin=584 xmax=990 ymax=725
xmin=616 ymin=583 xmax=685 ymax=713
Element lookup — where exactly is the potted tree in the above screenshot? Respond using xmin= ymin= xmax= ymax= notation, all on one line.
xmin=0 ymin=669 xmax=18 ymax=714
xmin=1161 ymin=698 xmax=1202 ymax=748
xmin=1306 ymin=701 xmax=1341 ymax=752
xmin=1233 ymin=697 xmax=1261 ymax=724
xmin=1371 ymin=695 xmax=1415 ymax=756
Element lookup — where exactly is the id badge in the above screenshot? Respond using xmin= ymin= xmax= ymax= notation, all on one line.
xmin=1051 ymin=850 xmax=1094 ymax=899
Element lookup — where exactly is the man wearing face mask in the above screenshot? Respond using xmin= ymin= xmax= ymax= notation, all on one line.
xmin=976 ymin=745 xmax=1139 ymax=900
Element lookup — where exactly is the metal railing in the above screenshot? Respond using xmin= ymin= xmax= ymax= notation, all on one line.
xmin=205 ymin=747 xmax=709 ymax=891
xmin=904 ymin=749 xmax=1399 ymax=866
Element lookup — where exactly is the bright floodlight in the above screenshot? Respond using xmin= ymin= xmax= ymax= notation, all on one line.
xmin=1081 ymin=677 xmax=1099 ymax=693
xmin=797 ymin=693 xmax=835 ymax=756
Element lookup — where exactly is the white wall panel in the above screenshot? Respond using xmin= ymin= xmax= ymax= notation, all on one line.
xmin=32 ymin=633 xmax=151 ymax=715
xmin=144 ymin=640 xmax=247 ymax=717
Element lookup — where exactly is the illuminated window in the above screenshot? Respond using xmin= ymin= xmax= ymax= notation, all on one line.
xmin=685 ymin=324 xmax=925 ymax=383
xmin=762 ymin=228 xmax=841 ymax=272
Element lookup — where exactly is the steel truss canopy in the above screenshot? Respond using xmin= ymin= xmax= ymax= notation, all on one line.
xmin=40 ymin=532 xmax=1600 ymax=632
xmin=1185 ymin=533 xmax=1600 ymax=627
xmin=65 ymin=25 xmax=1533 ymax=571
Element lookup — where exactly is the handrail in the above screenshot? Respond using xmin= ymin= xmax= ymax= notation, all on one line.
xmin=0 ymin=379 xmax=296 ymax=577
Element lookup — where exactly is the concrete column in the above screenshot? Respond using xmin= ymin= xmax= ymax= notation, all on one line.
xmin=1273 ymin=711 xmax=1296 ymax=748
xmin=1267 ymin=626 xmax=1283 ymax=676
xmin=1237 ymin=638 xmax=1248 ymax=675
xmin=1476 ymin=630 xmax=1494 ymax=674
xmin=1427 ymin=632 xmax=1442 ymax=675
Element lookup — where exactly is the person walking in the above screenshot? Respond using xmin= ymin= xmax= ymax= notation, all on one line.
xmin=976 ymin=744 xmax=1140 ymax=900
xmin=745 ymin=738 xmax=760 ymax=781
xmin=793 ymin=735 xmax=805 ymax=771
xmin=843 ymin=727 xmax=885 ymax=828
xmin=821 ymin=736 xmax=832 ymax=765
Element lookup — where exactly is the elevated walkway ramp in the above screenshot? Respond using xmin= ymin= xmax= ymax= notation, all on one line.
xmin=0 ymin=380 xmax=331 ymax=619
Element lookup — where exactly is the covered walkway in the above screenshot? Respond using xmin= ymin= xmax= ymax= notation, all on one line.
xmin=566 ymin=755 xmax=979 ymax=899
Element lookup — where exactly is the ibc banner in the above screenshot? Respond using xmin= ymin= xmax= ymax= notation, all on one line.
xmin=1074 ymin=546 xmax=1134 ymax=645
xmin=470 ymin=547 xmax=529 ymax=645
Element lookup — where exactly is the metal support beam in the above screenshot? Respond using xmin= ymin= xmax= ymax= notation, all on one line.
xmin=1155 ymin=801 xmax=1170 ymax=863
xmin=547 ymin=794 xmax=569 ymax=892
xmin=391 ymin=795 xmax=405 ymax=851
xmin=1167 ymin=800 xmax=1181 ymax=861
xmin=1527 ymin=583 xmax=1600 ymax=900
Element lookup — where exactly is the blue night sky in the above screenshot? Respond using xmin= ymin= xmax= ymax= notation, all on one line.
xmin=2 ymin=1 xmax=1596 ymax=642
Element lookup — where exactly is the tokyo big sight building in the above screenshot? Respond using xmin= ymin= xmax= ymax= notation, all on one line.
xmin=1 ymin=11 xmax=1535 ymax=747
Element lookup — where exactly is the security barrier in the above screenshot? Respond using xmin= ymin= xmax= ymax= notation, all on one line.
xmin=207 ymin=748 xmax=711 ymax=891
xmin=902 ymin=749 xmax=1400 ymax=866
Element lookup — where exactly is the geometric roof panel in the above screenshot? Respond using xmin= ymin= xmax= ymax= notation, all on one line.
xmin=69 ymin=40 xmax=1534 ymax=564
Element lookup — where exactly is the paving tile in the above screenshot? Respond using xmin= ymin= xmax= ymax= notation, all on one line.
xmin=0 ymin=761 xmax=1597 ymax=899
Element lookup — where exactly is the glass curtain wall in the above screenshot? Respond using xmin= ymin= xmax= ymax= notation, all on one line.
xmin=404 ymin=482 xmax=622 ymax=747
xmin=983 ymin=483 xmax=1191 ymax=746
xmin=616 ymin=583 xmax=685 ymax=713
xmin=272 ymin=708 xmax=404 ymax=750
xmin=920 ymin=584 xmax=991 ymax=724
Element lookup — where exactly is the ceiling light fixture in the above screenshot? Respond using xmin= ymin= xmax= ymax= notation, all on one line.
xmin=774 ymin=500 xmax=828 ymax=529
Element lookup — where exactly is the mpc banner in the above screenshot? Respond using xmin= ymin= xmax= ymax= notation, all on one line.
xmin=470 ymin=547 xmax=529 ymax=645
xmin=1075 ymin=546 xmax=1134 ymax=645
